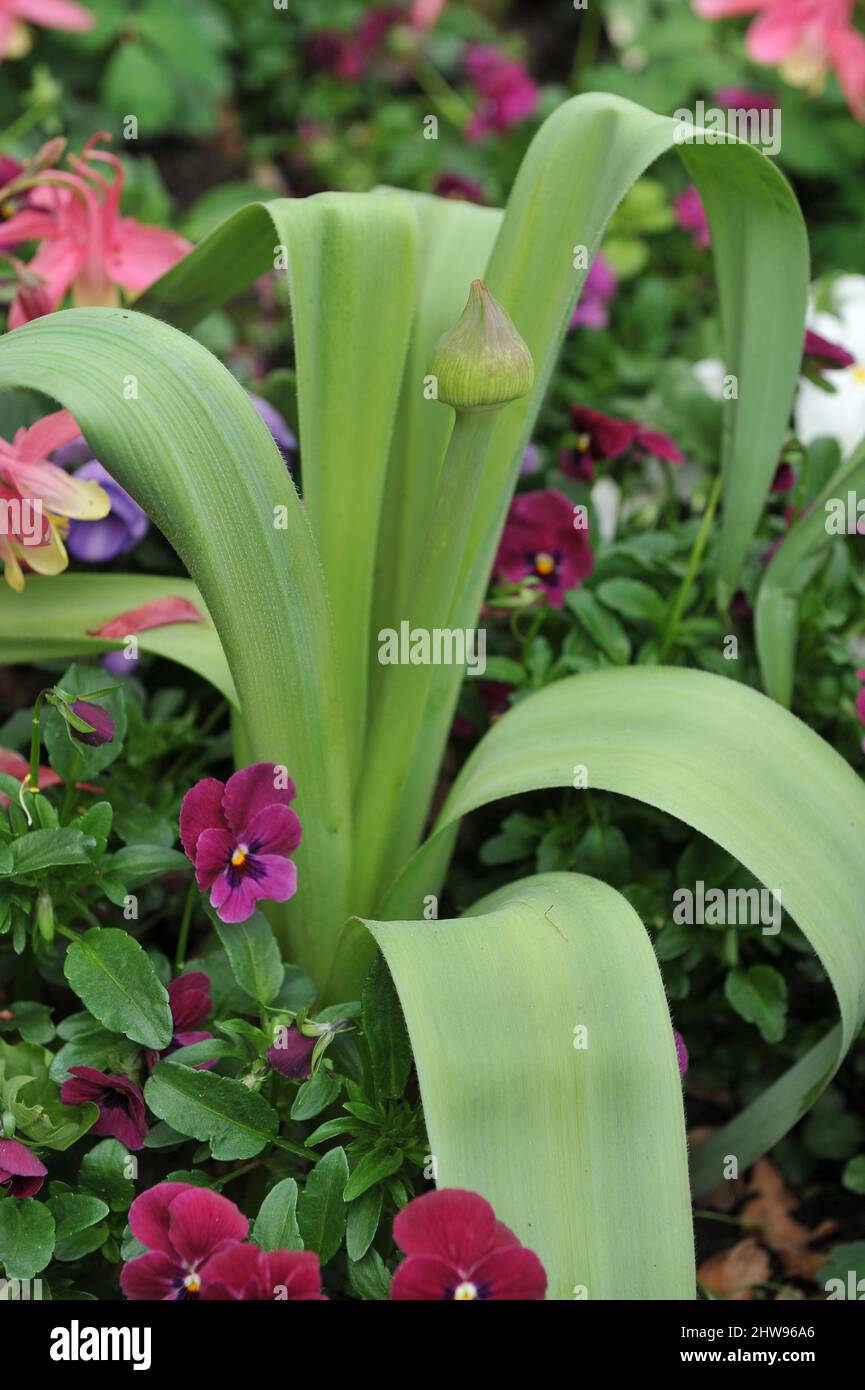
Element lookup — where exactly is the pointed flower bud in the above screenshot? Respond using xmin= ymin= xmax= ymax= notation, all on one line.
xmin=428 ymin=280 xmax=533 ymax=413
xmin=70 ymin=700 xmax=115 ymax=747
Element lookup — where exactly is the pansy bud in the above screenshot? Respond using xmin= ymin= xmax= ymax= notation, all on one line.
xmin=428 ymin=279 xmax=533 ymax=414
xmin=70 ymin=700 xmax=115 ymax=747
xmin=36 ymin=889 xmax=54 ymax=944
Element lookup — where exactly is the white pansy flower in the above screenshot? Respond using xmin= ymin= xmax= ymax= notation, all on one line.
xmin=795 ymin=275 xmax=865 ymax=459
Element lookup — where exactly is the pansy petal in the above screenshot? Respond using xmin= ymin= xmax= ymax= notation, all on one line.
xmin=469 ymin=1244 xmax=548 ymax=1300
xmin=167 ymin=971 xmax=212 ymax=1030
xmin=179 ymin=778 xmax=227 ymax=861
xmin=248 ymin=854 xmax=298 ymax=904
xmin=244 ymin=804 xmax=303 ymax=857
xmin=199 ymin=1242 xmax=266 ymax=1299
xmin=392 ymin=1187 xmax=498 ymax=1264
xmin=128 ymin=1182 xmax=198 ymax=1257
xmin=209 ymin=871 xmax=261 ymax=924
xmin=265 ymin=1250 xmax=327 ymax=1300
xmin=120 ymin=1251 xmax=183 ymax=1301
xmin=389 ymin=1254 xmax=461 ymax=1300
xmin=0 ymin=1138 xmax=47 ymax=1180
xmin=194 ymin=829 xmax=234 ymax=891
xmin=222 ymin=762 xmax=296 ymax=834
xmin=167 ymin=1187 xmax=248 ymax=1270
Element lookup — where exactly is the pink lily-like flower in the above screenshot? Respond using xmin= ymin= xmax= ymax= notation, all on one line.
xmin=0 ymin=409 xmax=109 ymax=590
xmin=693 ymin=0 xmax=865 ymax=121
xmin=0 ymin=133 xmax=191 ymax=327
xmin=0 ymin=0 xmax=92 ymax=59
xmin=180 ymin=762 xmax=302 ymax=924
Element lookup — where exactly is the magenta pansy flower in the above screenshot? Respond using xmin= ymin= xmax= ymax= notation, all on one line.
xmin=0 ymin=1137 xmax=47 ymax=1197
xmin=389 ymin=1189 xmax=547 ymax=1300
xmin=69 ymin=699 xmax=115 ymax=747
xmin=179 ymin=762 xmax=302 ymax=924
xmin=562 ymin=405 xmax=685 ymax=483
xmin=674 ymin=1029 xmax=689 ymax=1078
xmin=674 ymin=184 xmax=710 ymax=249
xmin=495 ymin=489 xmax=594 ymax=607
xmin=60 ymin=1066 xmax=148 ymax=1150
xmin=770 ymin=462 xmax=796 ymax=495
xmin=569 ymin=254 xmax=618 ymax=331
xmin=802 ymin=328 xmax=855 ymax=375
xmin=855 ymin=669 xmax=865 ymax=751
xmin=146 ymin=971 xmax=213 ymax=1072
xmin=434 ymin=171 xmax=487 ymax=204
xmin=464 ymin=45 xmax=540 ymax=140
xmin=200 ymin=1244 xmax=327 ymax=1301
xmin=120 ymin=1182 xmax=249 ymax=1301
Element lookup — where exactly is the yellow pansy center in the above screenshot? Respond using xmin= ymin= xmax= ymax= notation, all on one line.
xmin=534 ymin=552 xmax=556 ymax=577
xmin=853 ymin=364 xmax=865 ymax=385
xmin=575 ymin=432 xmax=591 ymax=452
xmin=230 ymin=847 xmax=247 ymax=868
xmin=453 ymin=1281 xmax=479 ymax=1300
xmin=184 ymin=1273 xmax=201 ymax=1294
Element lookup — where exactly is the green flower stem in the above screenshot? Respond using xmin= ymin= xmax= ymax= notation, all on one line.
xmin=351 ymin=408 xmax=493 ymax=924
xmin=659 ymin=471 xmax=723 ymax=661
xmin=175 ymin=876 xmax=198 ymax=972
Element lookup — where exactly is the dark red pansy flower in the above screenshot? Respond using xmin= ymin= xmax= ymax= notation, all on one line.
xmin=389 ymin=1188 xmax=547 ymax=1300
xmin=200 ymin=1244 xmax=327 ymax=1301
xmin=561 ymin=405 xmax=684 ymax=482
xmin=179 ymin=762 xmax=302 ymax=924
xmin=121 ymin=1182 xmax=249 ymax=1301
xmin=495 ymin=488 xmax=593 ymax=607
xmin=60 ymin=1066 xmax=148 ymax=1150
xmin=70 ymin=699 xmax=115 ymax=747
xmin=266 ymin=1024 xmax=318 ymax=1081
xmin=146 ymin=971 xmax=214 ymax=1072
xmin=802 ymin=328 xmax=855 ymax=373
xmin=0 ymin=1137 xmax=47 ymax=1197
xmin=855 ymin=670 xmax=865 ymax=752
xmin=771 ymin=462 xmax=796 ymax=494
xmin=434 ymin=172 xmax=487 ymax=204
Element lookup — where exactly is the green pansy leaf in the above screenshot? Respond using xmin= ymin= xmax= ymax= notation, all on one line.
xmin=144 ymin=1061 xmax=279 ymax=1160
xmin=63 ymin=928 xmax=173 ymax=1050
xmin=0 ymin=1199 xmax=55 ymax=1280
xmin=297 ymin=1146 xmax=349 ymax=1265
xmin=252 ymin=1178 xmax=303 ymax=1253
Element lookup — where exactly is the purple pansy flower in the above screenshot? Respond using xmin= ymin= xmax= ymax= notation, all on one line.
xmin=120 ymin=1182 xmax=249 ymax=1300
xmin=674 ymin=184 xmax=710 ymax=249
xmin=855 ymin=669 xmax=865 ymax=752
xmin=179 ymin=762 xmax=302 ymax=924
xmin=561 ymin=405 xmax=685 ymax=483
xmin=464 ymin=44 xmax=540 ymax=140
xmin=200 ymin=1244 xmax=327 ymax=1301
xmin=434 ymin=172 xmax=487 ymax=204
xmin=0 ymin=1137 xmax=47 ymax=1197
xmin=60 ymin=1066 xmax=148 ymax=1150
xmin=389 ymin=1188 xmax=547 ymax=1300
xmin=771 ymin=462 xmax=796 ymax=494
xmin=494 ymin=489 xmax=594 ymax=608
xmin=674 ymin=1028 xmax=689 ymax=1078
xmin=569 ymin=254 xmax=618 ymax=331
xmin=146 ymin=971 xmax=214 ymax=1072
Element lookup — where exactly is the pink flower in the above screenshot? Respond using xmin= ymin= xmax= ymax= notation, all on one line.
xmin=694 ymin=0 xmax=865 ymax=121
xmin=674 ymin=1029 xmax=689 ymax=1078
xmin=200 ymin=1244 xmax=327 ymax=1301
xmin=0 ymin=408 xmax=110 ymax=590
xmin=389 ymin=1188 xmax=547 ymax=1300
xmin=562 ymin=405 xmax=685 ymax=482
xmin=121 ymin=1183 xmax=249 ymax=1300
xmin=0 ymin=133 xmax=190 ymax=327
xmin=569 ymin=253 xmax=618 ymax=330
xmin=0 ymin=0 xmax=93 ymax=58
xmin=494 ymin=488 xmax=594 ymax=607
xmin=674 ymin=184 xmax=711 ymax=249
xmin=464 ymin=45 xmax=540 ymax=140
xmin=855 ymin=669 xmax=865 ymax=750
xmin=0 ymin=1137 xmax=47 ymax=1197
xmin=266 ymin=1024 xmax=318 ymax=1081
xmin=146 ymin=972 xmax=214 ymax=1072
xmin=60 ymin=1066 xmax=148 ymax=1150
xmin=179 ymin=763 xmax=302 ymax=924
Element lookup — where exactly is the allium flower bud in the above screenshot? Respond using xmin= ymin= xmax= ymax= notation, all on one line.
xmin=70 ymin=699 xmax=115 ymax=747
xmin=428 ymin=279 xmax=533 ymax=413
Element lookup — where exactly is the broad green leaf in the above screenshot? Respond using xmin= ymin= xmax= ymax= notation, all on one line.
xmin=47 ymin=1193 xmax=109 ymax=1242
xmin=63 ymin=928 xmax=173 ymax=1050
xmin=296 ymin=1146 xmax=349 ymax=1265
xmin=78 ymin=1139 xmax=136 ymax=1212
xmin=0 ymin=1001 xmax=54 ymax=1046
xmin=0 ymin=307 xmax=352 ymax=990
xmin=725 ymin=966 xmax=787 ymax=1044
xmin=364 ymin=873 xmax=694 ymax=1300
xmin=290 ymin=1068 xmax=341 ymax=1122
xmin=347 ymin=1246 xmax=391 ymax=1301
xmin=565 ymin=588 xmax=632 ymax=664
xmin=381 ymin=666 xmax=865 ymax=1197
xmin=596 ymin=577 xmax=666 ymax=624
xmin=213 ymin=910 xmax=284 ymax=1006
xmin=252 ymin=1178 xmax=302 ymax=1252
xmin=144 ymin=1061 xmax=279 ymax=1160
xmin=343 ymin=1147 xmax=403 ymax=1203
xmin=0 ymin=1199 xmax=55 ymax=1280
xmin=345 ymin=1185 xmax=382 ymax=1263
xmin=6 ymin=830 xmax=93 ymax=875
xmin=0 ymin=574 xmax=235 ymax=704
xmin=361 ymin=954 xmax=412 ymax=1101
xmin=106 ymin=845 xmax=189 ymax=881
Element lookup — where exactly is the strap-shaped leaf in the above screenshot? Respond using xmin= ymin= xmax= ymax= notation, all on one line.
xmin=0 ymin=308 xmax=352 ymax=988
xmin=364 ymin=872 xmax=695 ymax=1299
xmin=0 ymin=573 xmax=236 ymax=704
xmin=756 ymin=440 xmax=865 ymax=705
xmin=381 ymin=666 xmax=865 ymax=1194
